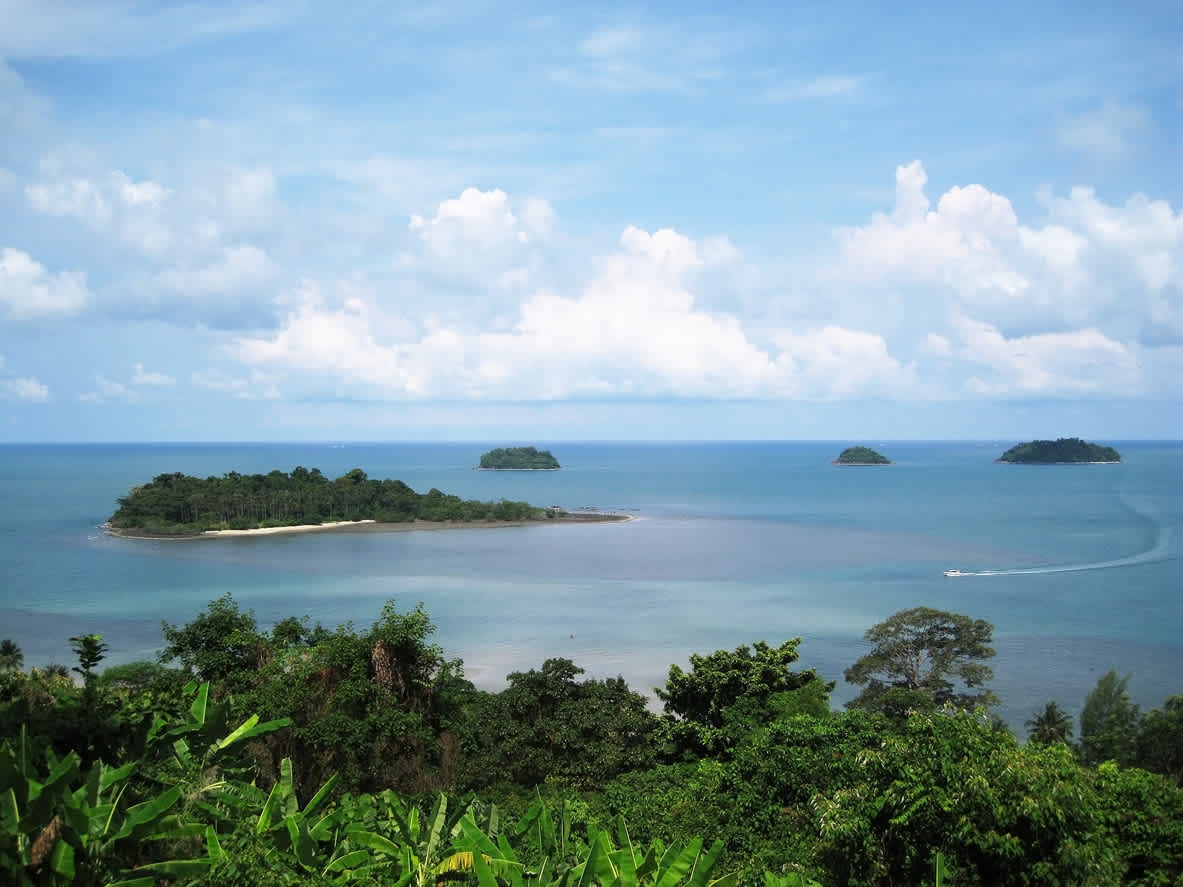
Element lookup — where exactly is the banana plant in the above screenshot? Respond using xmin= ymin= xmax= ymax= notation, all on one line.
xmin=0 ymin=725 xmax=221 ymax=887
xmin=455 ymin=797 xmax=736 ymax=887
xmin=0 ymin=682 xmax=289 ymax=887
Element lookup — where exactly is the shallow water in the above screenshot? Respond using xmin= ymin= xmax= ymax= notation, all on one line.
xmin=1 ymin=440 xmax=1179 ymax=730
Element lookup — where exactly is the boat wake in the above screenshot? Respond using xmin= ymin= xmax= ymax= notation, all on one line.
xmin=947 ymin=494 xmax=1173 ymax=577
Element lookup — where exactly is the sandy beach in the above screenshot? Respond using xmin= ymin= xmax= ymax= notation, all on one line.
xmin=108 ymin=512 xmax=634 ymax=540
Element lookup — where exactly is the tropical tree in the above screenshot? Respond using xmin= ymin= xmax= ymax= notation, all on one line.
xmin=1025 ymin=701 xmax=1074 ymax=746
xmin=0 ymin=639 xmax=22 ymax=672
xmin=843 ymin=607 xmax=997 ymax=717
xmin=1135 ymin=694 xmax=1183 ymax=781
xmin=657 ymin=639 xmax=832 ymax=759
xmin=1079 ymin=669 xmax=1139 ymax=766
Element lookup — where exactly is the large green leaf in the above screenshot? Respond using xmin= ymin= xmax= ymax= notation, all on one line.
xmin=302 ymin=772 xmax=340 ymax=818
xmin=50 ymin=838 xmax=75 ymax=879
xmin=324 ymin=848 xmax=371 ymax=873
xmin=112 ymin=785 xmax=183 ymax=840
xmin=345 ymin=827 xmax=402 ymax=857
xmin=686 ymin=840 xmax=724 ymax=887
xmin=132 ymin=858 xmax=215 ymax=877
xmin=654 ymin=839 xmax=703 ymax=887
xmin=217 ymin=715 xmax=292 ymax=751
xmin=188 ymin=681 xmax=210 ymax=726
xmin=98 ymin=761 xmax=136 ymax=792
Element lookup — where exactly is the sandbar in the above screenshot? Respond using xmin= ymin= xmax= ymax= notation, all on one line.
xmin=107 ymin=512 xmax=634 ymax=540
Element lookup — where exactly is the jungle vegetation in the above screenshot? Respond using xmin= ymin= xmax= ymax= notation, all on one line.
xmin=997 ymin=438 xmax=1121 ymax=463
xmin=108 ymin=468 xmax=553 ymax=535
xmin=2 ymin=602 xmax=1180 ymax=886
xmin=833 ymin=447 xmax=890 ymax=465
xmin=479 ymin=447 xmax=561 ymax=470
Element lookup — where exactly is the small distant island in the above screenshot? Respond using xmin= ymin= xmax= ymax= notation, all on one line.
xmin=106 ymin=467 xmax=621 ymax=538
xmin=997 ymin=438 xmax=1121 ymax=464
xmin=478 ymin=446 xmax=561 ymax=470
xmin=833 ymin=446 xmax=891 ymax=465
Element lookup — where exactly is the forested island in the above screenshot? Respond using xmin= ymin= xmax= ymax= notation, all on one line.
xmin=998 ymin=438 xmax=1122 ymax=463
xmin=833 ymin=446 xmax=891 ymax=465
xmin=108 ymin=467 xmax=562 ymax=536
xmin=2 ymin=601 xmax=1181 ymax=886
xmin=478 ymin=446 xmax=560 ymax=469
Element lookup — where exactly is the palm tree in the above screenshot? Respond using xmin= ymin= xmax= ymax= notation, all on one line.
xmin=0 ymin=638 xmax=23 ymax=672
xmin=1026 ymin=700 xmax=1074 ymax=745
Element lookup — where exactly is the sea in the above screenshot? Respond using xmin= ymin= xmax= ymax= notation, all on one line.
xmin=1 ymin=441 xmax=1179 ymax=733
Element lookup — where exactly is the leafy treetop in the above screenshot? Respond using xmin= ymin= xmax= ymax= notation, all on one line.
xmin=844 ymin=606 xmax=997 ymax=717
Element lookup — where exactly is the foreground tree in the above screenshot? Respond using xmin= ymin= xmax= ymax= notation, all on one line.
xmin=1080 ymin=669 xmax=1140 ymax=766
xmin=844 ymin=607 xmax=997 ymax=717
xmin=0 ymin=639 xmax=22 ymax=672
xmin=1136 ymin=694 xmax=1183 ymax=781
xmin=1026 ymin=700 xmax=1074 ymax=746
xmin=657 ymin=638 xmax=833 ymax=759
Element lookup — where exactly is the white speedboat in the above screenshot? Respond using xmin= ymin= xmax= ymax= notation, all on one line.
xmin=943 ymin=569 xmax=968 ymax=577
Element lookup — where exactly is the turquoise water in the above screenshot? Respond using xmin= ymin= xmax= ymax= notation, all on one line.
xmin=1 ymin=441 xmax=1179 ymax=731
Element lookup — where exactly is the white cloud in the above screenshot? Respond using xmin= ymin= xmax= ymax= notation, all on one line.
xmin=80 ymin=375 xmax=137 ymax=403
xmin=766 ymin=75 xmax=863 ymax=102
xmin=1 ymin=376 xmax=49 ymax=402
xmin=0 ymin=248 xmax=90 ymax=319
xmin=156 ymin=245 xmax=275 ymax=296
xmin=131 ymin=363 xmax=175 ymax=386
xmin=232 ymin=217 xmax=908 ymax=403
xmin=956 ymin=318 xmax=1140 ymax=396
xmin=1058 ymin=102 xmax=1149 ymax=160
xmin=191 ymin=368 xmax=281 ymax=400
xmin=835 ymin=161 xmax=1183 ymax=343
xmin=26 ymin=177 xmax=113 ymax=225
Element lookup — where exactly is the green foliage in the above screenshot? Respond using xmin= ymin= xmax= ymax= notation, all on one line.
xmin=1094 ymin=761 xmax=1183 ymax=886
xmin=479 ymin=447 xmax=561 ymax=470
xmin=997 ymin=437 xmax=1121 ymax=463
xmin=1134 ymin=694 xmax=1183 ymax=782
xmin=459 ymin=658 xmax=659 ymax=790
xmin=1080 ymin=669 xmax=1139 ymax=766
xmin=0 ymin=640 xmax=22 ymax=673
xmin=1024 ymin=701 xmax=1073 ymax=746
xmin=656 ymin=640 xmax=832 ymax=760
xmin=110 ymin=467 xmax=547 ymax=533
xmin=833 ymin=447 xmax=890 ymax=465
xmin=844 ymin=607 xmax=997 ymax=717
xmin=159 ymin=593 xmax=267 ymax=687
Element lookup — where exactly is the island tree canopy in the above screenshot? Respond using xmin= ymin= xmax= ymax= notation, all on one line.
xmin=478 ymin=446 xmax=561 ymax=469
xmin=844 ymin=607 xmax=997 ymax=716
xmin=834 ymin=446 xmax=890 ymax=464
xmin=998 ymin=437 xmax=1121 ymax=463
xmin=110 ymin=467 xmax=549 ymax=534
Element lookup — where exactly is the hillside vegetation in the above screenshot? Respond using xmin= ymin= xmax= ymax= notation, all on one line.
xmin=3 ymin=599 xmax=1180 ymax=886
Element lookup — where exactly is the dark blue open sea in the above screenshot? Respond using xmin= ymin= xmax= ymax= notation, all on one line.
xmin=1 ymin=441 xmax=1179 ymax=731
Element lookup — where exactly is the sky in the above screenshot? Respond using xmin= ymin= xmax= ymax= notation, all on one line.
xmin=0 ymin=0 xmax=1180 ymax=441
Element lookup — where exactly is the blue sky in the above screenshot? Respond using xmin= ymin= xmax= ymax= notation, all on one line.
xmin=0 ymin=0 xmax=1180 ymax=440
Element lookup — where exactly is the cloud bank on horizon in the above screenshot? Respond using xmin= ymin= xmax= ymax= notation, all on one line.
xmin=0 ymin=0 xmax=1180 ymax=440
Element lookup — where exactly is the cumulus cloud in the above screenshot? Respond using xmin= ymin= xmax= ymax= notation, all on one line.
xmin=0 ymin=248 xmax=90 ymax=319
xmin=1058 ymin=102 xmax=1149 ymax=160
xmin=156 ymin=245 xmax=275 ymax=296
xmin=131 ymin=363 xmax=175 ymax=386
xmin=836 ymin=161 xmax=1183 ymax=344
xmin=956 ymin=318 xmax=1140 ymax=396
xmin=191 ymin=368 xmax=281 ymax=400
xmin=1 ymin=376 xmax=50 ymax=402
xmin=79 ymin=375 xmax=137 ymax=403
xmin=232 ymin=217 xmax=904 ymax=402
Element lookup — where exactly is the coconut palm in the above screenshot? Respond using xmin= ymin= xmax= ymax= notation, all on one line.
xmin=1026 ymin=700 xmax=1074 ymax=745
xmin=0 ymin=638 xmax=23 ymax=672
